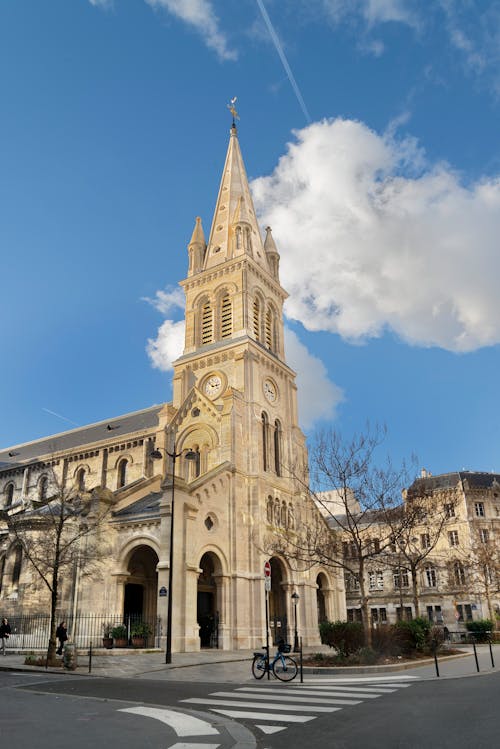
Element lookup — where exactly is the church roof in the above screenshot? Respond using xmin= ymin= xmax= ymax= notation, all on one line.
xmin=0 ymin=404 xmax=164 ymax=470
xmin=111 ymin=491 xmax=162 ymax=521
xmin=203 ymin=124 xmax=269 ymax=272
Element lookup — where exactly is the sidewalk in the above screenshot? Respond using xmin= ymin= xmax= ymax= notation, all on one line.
xmin=1 ymin=644 xmax=499 ymax=683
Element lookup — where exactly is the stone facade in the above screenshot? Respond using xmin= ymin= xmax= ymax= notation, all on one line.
xmin=0 ymin=124 xmax=345 ymax=651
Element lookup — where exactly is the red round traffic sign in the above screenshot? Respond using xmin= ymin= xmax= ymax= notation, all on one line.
xmin=264 ymin=560 xmax=271 ymax=577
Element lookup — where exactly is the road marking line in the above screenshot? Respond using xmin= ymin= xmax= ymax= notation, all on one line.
xmin=210 ymin=709 xmax=318 ymax=723
xmin=243 ymin=688 xmax=380 ymax=699
xmin=169 ymin=745 xmax=220 ymax=749
xmin=230 ymin=689 xmax=360 ymax=706
xmin=181 ymin=697 xmax=338 ymax=713
xmin=118 ymin=706 xmax=219 ymax=736
xmin=304 ymin=675 xmax=418 ymax=683
xmin=256 ymin=725 xmax=287 ymax=734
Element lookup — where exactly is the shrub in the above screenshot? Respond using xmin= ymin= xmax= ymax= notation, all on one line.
xmin=319 ymin=620 xmax=365 ymax=657
xmin=371 ymin=625 xmax=402 ymax=657
xmin=131 ymin=622 xmax=152 ymax=637
xmin=111 ymin=624 xmax=127 ymax=639
xmin=395 ymin=618 xmax=431 ymax=654
xmin=357 ymin=646 xmax=378 ymax=665
xmin=466 ymin=619 xmax=494 ymax=643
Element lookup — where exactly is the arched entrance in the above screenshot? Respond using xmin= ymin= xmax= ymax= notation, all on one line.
xmin=269 ymin=557 xmax=288 ymax=645
xmin=316 ymin=573 xmax=328 ymax=625
xmin=123 ymin=545 xmax=158 ymax=628
xmin=197 ymin=552 xmax=220 ymax=648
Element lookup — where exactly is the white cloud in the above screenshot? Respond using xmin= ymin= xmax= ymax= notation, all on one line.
xmin=284 ymin=327 xmax=344 ymax=429
xmin=146 ymin=319 xmax=185 ymax=371
xmin=89 ymin=0 xmax=113 ymax=7
xmin=321 ymin=0 xmax=420 ymax=29
xmin=145 ymin=0 xmax=237 ymax=61
xmin=251 ymin=118 xmax=500 ymax=352
xmin=142 ymin=286 xmax=185 ymax=315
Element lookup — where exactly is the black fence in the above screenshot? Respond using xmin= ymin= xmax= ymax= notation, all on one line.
xmin=4 ymin=613 xmax=161 ymax=650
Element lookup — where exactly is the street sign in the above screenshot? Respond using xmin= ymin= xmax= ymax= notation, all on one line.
xmin=264 ymin=560 xmax=271 ymax=577
xmin=265 ymin=576 xmax=271 ymax=592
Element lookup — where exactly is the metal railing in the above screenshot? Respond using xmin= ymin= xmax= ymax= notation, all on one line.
xmin=4 ymin=613 xmax=161 ymax=650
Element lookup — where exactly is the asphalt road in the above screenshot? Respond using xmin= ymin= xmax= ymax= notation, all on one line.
xmin=2 ymin=669 xmax=499 ymax=748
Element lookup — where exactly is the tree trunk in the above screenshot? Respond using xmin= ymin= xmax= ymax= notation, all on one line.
xmin=411 ymin=565 xmax=420 ymax=618
xmin=358 ymin=576 xmax=372 ymax=648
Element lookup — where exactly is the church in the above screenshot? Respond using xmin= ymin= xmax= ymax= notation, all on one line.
xmin=0 ymin=120 xmax=345 ymax=652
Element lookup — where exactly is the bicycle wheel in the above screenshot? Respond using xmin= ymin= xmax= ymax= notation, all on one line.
xmin=252 ymin=654 xmax=267 ymax=679
xmin=273 ymin=655 xmax=298 ymax=682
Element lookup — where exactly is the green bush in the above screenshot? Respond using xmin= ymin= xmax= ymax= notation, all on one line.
xmin=319 ymin=620 xmax=365 ymax=656
xmin=395 ymin=617 xmax=430 ymax=654
xmin=357 ymin=646 xmax=378 ymax=665
xmin=466 ymin=619 xmax=494 ymax=642
xmin=371 ymin=625 xmax=402 ymax=657
xmin=111 ymin=624 xmax=127 ymax=639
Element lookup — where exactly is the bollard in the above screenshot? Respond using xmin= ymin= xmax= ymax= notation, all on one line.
xmin=488 ymin=634 xmax=495 ymax=669
xmin=88 ymin=641 xmax=92 ymax=674
xmin=299 ymin=637 xmax=303 ymax=683
xmin=433 ymin=645 xmax=440 ymax=678
xmin=472 ymin=639 xmax=480 ymax=673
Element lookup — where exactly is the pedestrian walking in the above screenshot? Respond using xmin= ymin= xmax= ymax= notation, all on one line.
xmin=56 ymin=621 xmax=68 ymax=655
xmin=0 ymin=618 xmax=11 ymax=656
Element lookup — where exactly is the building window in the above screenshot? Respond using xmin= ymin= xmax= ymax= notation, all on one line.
xmin=261 ymin=412 xmax=269 ymax=472
xmin=346 ymin=573 xmax=360 ymax=592
xmin=347 ymin=608 xmax=363 ymax=622
xmin=393 ymin=569 xmax=409 ymax=589
xmin=425 ymin=565 xmax=437 ymax=587
xmin=274 ymin=420 xmax=282 ymax=476
xmin=220 ymin=296 xmax=232 ymax=339
xmin=479 ymin=528 xmax=489 ymax=544
xmin=265 ymin=308 xmax=272 ymax=349
xmin=426 ymin=605 xmax=443 ymax=623
xmin=201 ymin=301 xmax=213 ymax=345
xmin=369 ymin=570 xmax=384 ymax=590
xmin=453 ymin=561 xmax=466 ymax=586
xmin=76 ymin=469 xmax=85 ymax=492
xmin=474 ymin=502 xmax=485 ymax=518
xmin=12 ymin=546 xmax=22 ymax=589
xmin=456 ymin=604 xmax=473 ymax=622
xmin=266 ymin=496 xmax=273 ymax=524
xmin=371 ymin=608 xmax=387 ymax=624
xmin=253 ymin=298 xmax=261 ymax=341
xmin=448 ymin=530 xmax=459 ymax=547
xmin=4 ymin=483 xmax=14 ymax=508
xmin=396 ymin=606 xmax=413 ymax=621
xmin=445 ymin=503 xmax=456 ymax=518
xmin=421 ymin=533 xmax=431 ymax=549
xmin=117 ymin=459 xmax=128 ymax=489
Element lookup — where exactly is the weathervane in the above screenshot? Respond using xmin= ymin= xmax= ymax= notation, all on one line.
xmin=227 ymin=96 xmax=239 ymax=125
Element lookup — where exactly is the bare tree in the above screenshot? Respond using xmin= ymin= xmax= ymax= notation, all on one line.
xmin=262 ymin=426 xmax=414 ymax=647
xmin=383 ymin=487 xmax=457 ymax=619
xmin=456 ymin=525 xmax=500 ymax=623
xmin=0 ymin=467 xmax=114 ymax=662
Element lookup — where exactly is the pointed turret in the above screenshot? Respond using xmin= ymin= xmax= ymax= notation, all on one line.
xmin=264 ymin=226 xmax=280 ymax=281
xmin=187 ymin=216 xmax=206 ymax=276
xmin=203 ymin=125 xmax=269 ymax=271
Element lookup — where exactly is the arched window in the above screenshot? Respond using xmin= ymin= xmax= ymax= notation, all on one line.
xmin=39 ymin=476 xmax=48 ymax=502
xmin=262 ymin=412 xmax=269 ymax=472
xmin=117 ymin=459 xmax=128 ymax=489
xmin=201 ymin=301 xmax=213 ymax=345
xmin=274 ymin=498 xmax=280 ymax=526
xmin=281 ymin=500 xmax=287 ymax=527
xmin=236 ymin=227 xmax=242 ymax=249
xmin=274 ymin=420 xmax=282 ymax=476
xmin=265 ymin=308 xmax=272 ymax=349
xmin=220 ymin=296 xmax=232 ymax=339
xmin=253 ymin=298 xmax=261 ymax=341
xmin=188 ymin=447 xmax=201 ymax=479
xmin=76 ymin=468 xmax=85 ymax=492
xmin=5 ymin=483 xmax=14 ymax=508
xmin=12 ymin=546 xmax=22 ymax=589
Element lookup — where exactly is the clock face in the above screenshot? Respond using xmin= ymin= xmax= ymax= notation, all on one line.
xmin=263 ymin=379 xmax=277 ymax=403
xmin=204 ymin=375 xmax=222 ymax=397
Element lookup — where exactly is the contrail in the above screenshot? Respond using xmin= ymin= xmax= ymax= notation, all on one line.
xmin=42 ymin=408 xmax=79 ymax=427
xmin=256 ymin=0 xmax=311 ymax=124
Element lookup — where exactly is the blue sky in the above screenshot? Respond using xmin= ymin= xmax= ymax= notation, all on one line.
xmin=1 ymin=0 xmax=499 ymax=477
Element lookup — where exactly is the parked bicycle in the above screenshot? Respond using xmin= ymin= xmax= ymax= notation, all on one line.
xmin=251 ymin=642 xmax=298 ymax=681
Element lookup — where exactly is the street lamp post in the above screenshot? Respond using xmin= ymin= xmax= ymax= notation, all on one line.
xmin=291 ymin=591 xmax=300 ymax=652
xmin=151 ymin=445 xmax=196 ymax=664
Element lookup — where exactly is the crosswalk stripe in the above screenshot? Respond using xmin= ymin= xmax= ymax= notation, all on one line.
xmin=210 ymin=709 xmax=320 ymax=723
xmin=304 ymin=675 xmax=417 ymax=683
xmin=245 ymin=687 xmax=380 ymax=699
xmin=181 ymin=697 xmax=338 ymax=713
xmin=256 ymin=725 xmax=287 ymax=735
xmin=298 ymin=685 xmax=395 ymax=695
xmin=169 ymin=745 xmax=220 ymax=749
xmin=210 ymin=690 xmax=361 ymax=706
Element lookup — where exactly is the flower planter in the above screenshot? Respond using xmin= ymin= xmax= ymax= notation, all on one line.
xmin=132 ymin=636 xmax=146 ymax=649
xmin=113 ymin=637 xmax=128 ymax=648
xmin=102 ymin=637 xmax=113 ymax=649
